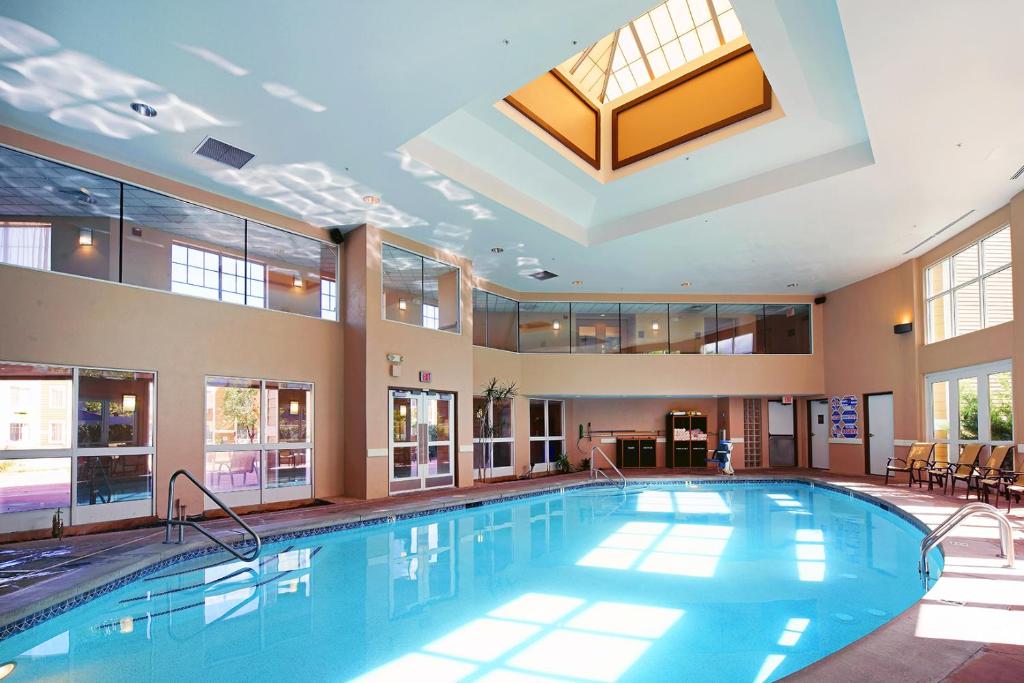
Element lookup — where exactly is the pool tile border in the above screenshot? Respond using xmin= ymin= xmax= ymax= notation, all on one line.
xmin=0 ymin=476 xmax=936 ymax=643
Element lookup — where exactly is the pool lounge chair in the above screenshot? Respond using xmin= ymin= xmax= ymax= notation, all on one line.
xmin=946 ymin=443 xmax=985 ymax=499
xmin=884 ymin=442 xmax=934 ymax=487
xmin=925 ymin=446 xmax=951 ymax=493
xmin=980 ymin=446 xmax=1015 ymax=504
xmin=982 ymin=453 xmax=1024 ymax=512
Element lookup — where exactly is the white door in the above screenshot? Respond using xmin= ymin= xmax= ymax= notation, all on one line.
xmin=866 ymin=394 xmax=894 ymax=475
xmin=809 ymin=400 xmax=829 ymax=469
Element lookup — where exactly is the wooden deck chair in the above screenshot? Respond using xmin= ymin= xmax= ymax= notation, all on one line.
xmin=948 ymin=443 xmax=985 ymax=499
xmin=980 ymin=445 xmax=1014 ymax=504
xmin=884 ymin=442 xmax=934 ymax=487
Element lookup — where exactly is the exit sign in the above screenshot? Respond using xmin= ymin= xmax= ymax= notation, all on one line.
xmin=419 ymin=371 xmax=431 ymax=383
xmin=782 ymin=395 xmax=793 ymax=404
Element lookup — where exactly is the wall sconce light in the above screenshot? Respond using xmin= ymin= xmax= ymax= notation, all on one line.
xmin=293 ymin=275 xmax=303 ymax=288
xmin=289 ymin=400 xmax=300 ymax=415
xmin=893 ymin=321 xmax=913 ymax=335
xmin=399 ymin=299 xmax=407 ymax=310
xmin=652 ymin=322 xmax=660 ymax=331
xmin=78 ymin=227 xmax=93 ymax=246
xmin=399 ymin=404 xmax=407 ymax=417
xmin=552 ymin=320 xmax=560 ymax=330
xmin=122 ymin=394 xmax=136 ymax=412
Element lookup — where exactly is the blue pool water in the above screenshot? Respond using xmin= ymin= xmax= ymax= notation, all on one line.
xmin=0 ymin=482 xmax=938 ymax=682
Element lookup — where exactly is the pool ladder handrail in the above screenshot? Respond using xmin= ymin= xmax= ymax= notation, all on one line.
xmin=590 ymin=444 xmax=627 ymax=490
xmin=163 ymin=468 xmax=262 ymax=562
xmin=918 ymin=501 xmax=1014 ymax=587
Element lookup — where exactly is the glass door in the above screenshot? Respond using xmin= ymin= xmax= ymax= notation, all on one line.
xmin=926 ymin=360 xmax=1014 ymax=465
xmin=389 ymin=390 xmax=456 ymax=494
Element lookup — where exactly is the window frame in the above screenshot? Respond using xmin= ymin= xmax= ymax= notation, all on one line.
xmin=380 ymin=242 xmax=462 ymax=335
xmin=473 ymin=395 xmax=515 ymax=477
xmin=528 ymin=398 xmax=565 ymax=471
xmin=0 ymin=360 xmax=157 ymax=529
xmin=924 ymin=359 xmax=1014 ymax=465
xmin=924 ymin=225 xmax=1012 ymax=344
xmin=470 ymin=289 xmax=814 ymax=356
xmin=0 ymin=144 xmax=339 ymax=323
xmin=203 ymin=375 xmax=314 ymax=507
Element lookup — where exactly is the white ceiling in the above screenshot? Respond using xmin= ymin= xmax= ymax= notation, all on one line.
xmin=0 ymin=0 xmax=1022 ymax=295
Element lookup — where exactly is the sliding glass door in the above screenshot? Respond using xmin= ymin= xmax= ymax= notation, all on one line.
xmin=389 ymin=390 xmax=455 ymax=494
xmin=925 ymin=360 xmax=1013 ymax=464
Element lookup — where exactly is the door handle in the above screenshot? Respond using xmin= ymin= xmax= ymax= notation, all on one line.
xmin=869 ymin=433 xmax=875 ymax=437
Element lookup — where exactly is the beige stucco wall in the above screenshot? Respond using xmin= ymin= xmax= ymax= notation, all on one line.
xmin=0 ymin=265 xmax=345 ymax=518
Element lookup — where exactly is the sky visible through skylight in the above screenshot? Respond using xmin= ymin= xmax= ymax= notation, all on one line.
xmin=559 ymin=0 xmax=744 ymax=103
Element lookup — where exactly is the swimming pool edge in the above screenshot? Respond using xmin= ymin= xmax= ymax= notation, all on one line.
xmin=0 ymin=476 xmax=940 ymax=644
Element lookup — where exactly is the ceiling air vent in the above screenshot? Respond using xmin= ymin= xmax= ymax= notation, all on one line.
xmin=529 ymin=270 xmax=559 ymax=281
xmin=902 ymin=210 xmax=975 ymax=255
xmin=193 ymin=136 xmax=255 ymax=169
xmin=1011 ymin=163 xmax=1024 ymax=181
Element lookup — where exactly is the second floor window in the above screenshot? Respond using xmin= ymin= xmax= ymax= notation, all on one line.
xmin=171 ymin=244 xmax=265 ymax=308
xmin=926 ymin=226 xmax=1012 ymax=343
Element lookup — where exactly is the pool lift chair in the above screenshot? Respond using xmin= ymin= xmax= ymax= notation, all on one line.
xmin=711 ymin=440 xmax=735 ymax=475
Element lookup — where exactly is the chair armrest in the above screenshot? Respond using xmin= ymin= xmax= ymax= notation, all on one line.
xmin=887 ymin=457 xmax=908 ymax=467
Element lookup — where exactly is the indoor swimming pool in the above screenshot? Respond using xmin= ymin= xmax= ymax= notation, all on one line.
xmin=0 ymin=482 xmax=939 ymax=682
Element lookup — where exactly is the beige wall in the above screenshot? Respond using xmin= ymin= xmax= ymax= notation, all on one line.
xmin=0 ymin=265 xmax=345 ymax=518
xmin=822 ymin=199 xmax=1022 ymax=477
xmin=346 ymin=226 xmax=476 ymax=498
xmin=0 ymin=127 xmax=345 ymax=525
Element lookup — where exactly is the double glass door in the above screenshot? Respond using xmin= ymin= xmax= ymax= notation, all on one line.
xmin=926 ymin=360 xmax=1014 ymax=463
xmin=389 ymin=390 xmax=455 ymax=494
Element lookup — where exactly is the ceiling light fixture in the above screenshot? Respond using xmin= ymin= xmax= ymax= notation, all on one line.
xmin=491 ymin=247 xmax=504 ymax=254
xmin=680 ymin=281 xmax=691 ymax=288
xmin=786 ymin=283 xmax=799 ymax=288
xmin=130 ymin=102 xmax=157 ymax=117
xmin=571 ymin=280 xmax=583 ymax=286
xmin=362 ymin=195 xmax=381 ymax=205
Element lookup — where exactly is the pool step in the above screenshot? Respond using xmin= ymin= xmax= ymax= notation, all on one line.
xmin=97 ymin=545 xmax=321 ymax=632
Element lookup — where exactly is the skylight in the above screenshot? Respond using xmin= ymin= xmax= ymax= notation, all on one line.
xmin=559 ymin=0 xmax=744 ymax=103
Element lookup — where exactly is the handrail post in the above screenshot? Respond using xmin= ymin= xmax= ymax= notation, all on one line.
xmin=163 ymin=469 xmax=262 ymax=562
xmin=590 ymin=444 xmax=626 ymax=489
xmin=919 ymin=502 xmax=1015 ymax=588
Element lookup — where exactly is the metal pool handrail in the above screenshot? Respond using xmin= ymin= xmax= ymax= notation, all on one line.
xmin=918 ymin=501 xmax=1014 ymax=588
xmin=164 ymin=468 xmax=262 ymax=562
xmin=590 ymin=444 xmax=627 ymax=489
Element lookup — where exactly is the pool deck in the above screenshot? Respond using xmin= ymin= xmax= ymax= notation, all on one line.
xmin=1 ymin=469 xmax=1022 ymax=681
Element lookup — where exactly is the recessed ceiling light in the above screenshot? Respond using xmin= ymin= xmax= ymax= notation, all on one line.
xmin=786 ymin=282 xmax=799 ymax=288
xmin=571 ymin=280 xmax=583 ymax=286
xmin=362 ymin=195 xmax=381 ymax=205
xmin=680 ymin=281 xmax=691 ymax=288
xmin=491 ymin=247 xmax=504 ymax=254
xmin=130 ymin=102 xmax=157 ymax=117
